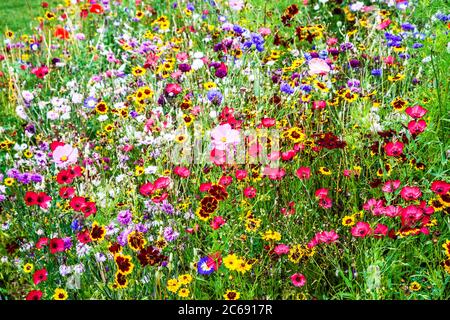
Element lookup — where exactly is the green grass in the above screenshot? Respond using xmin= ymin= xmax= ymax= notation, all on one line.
xmin=0 ymin=0 xmax=59 ymax=33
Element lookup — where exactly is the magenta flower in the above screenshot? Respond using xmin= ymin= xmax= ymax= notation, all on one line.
xmin=291 ymin=273 xmax=307 ymax=287
xmin=400 ymin=186 xmax=422 ymax=201
xmin=384 ymin=141 xmax=404 ymax=157
xmin=351 ymin=222 xmax=372 ymax=238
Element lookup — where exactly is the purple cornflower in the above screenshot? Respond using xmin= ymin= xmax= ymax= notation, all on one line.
xmin=83 ymin=96 xmax=97 ymax=109
xmin=207 ymin=89 xmax=223 ymax=105
xmin=280 ymin=82 xmax=294 ymax=95
xmin=160 ymin=201 xmax=174 ymax=215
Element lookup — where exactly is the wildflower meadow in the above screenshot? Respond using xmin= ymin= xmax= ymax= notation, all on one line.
xmin=0 ymin=0 xmax=449 ymax=301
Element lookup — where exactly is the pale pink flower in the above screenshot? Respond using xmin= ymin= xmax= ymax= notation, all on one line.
xmin=53 ymin=144 xmax=78 ymax=167
xmin=258 ymin=27 xmax=271 ymax=36
xmin=228 ymin=0 xmax=244 ymax=11
xmin=211 ymin=123 xmax=240 ymax=150
xmin=308 ymin=58 xmax=330 ymax=76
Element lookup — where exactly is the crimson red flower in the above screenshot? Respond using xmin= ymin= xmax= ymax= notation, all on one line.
xmin=36 ymin=192 xmax=52 ymax=209
xmin=33 ymin=268 xmax=48 ymax=285
xmin=67 ymin=165 xmax=82 ymax=177
xmin=50 ymin=141 xmax=65 ymax=152
xmin=81 ymin=201 xmax=97 ymax=217
xmin=140 ymin=182 xmax=155 ymax=196
xmin=199 ymin=182 xmax=212 ymax=192
xmin=235 ymin=169 xmax=248 ymax=180
xmin=26 ymin=290 xmax=43 ymax=300
xmin=90 ymin=3 xmax=104 ymax=14
xmin=218 ymin=176 xmax=233 ymax=186
xmin=70 ymin=196 xmax=86 ymax=211
xmin=56 ymin=169 xmax=74 ymax=184
xmin=430 ymin=180 xmax=450 ymax=195
xmin=31 ymin=65 xmax=49 ymax=79
xmin=77 ymin=230 xmax=92 ymax=244
xmin=59 ymin=186 xmax=75 ymax=199
xmin=36 ymin=237 xmax=49 ymax=249
xmin=296 ymin=167 xmax=311 ymax=180
xmin=261 ymin=118 xmax=276 ymax=128
xmin=24 ymin=191 xmax=38 ymax=206
xmin=49 ymin=238 xmax=65 ymax=254
xmin=384 ymin=141 xmax=404 ymax=157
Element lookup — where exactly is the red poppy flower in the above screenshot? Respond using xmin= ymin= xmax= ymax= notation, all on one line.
xmin=33 ymin=268 xmax=48 ymax=285
xmin=56 ymin=169 xmax=74 ymax=184
xmin=59 ymin=186 xmax=75 ymax=199
xmin=81 ymin=201 xmax=97 ymax=217
xmin=26 ymin=290 xmax=43 ymax=300
xmin=24 ymin=191 xmax=38 ymax=206
xmin=77 ymin=230 xmax=91 ymax=244
xmin=49 ymin=238 xmax=65 ymax=254
xmin=70 ymin=196 xmax=86 ymax=211
xmin=36 ymin=237 xmax=49 ymax=249
xmin=36 ymin=192 xmax=52 ymax=209
xmin=90 ymin=3 xmax=104 ymax=14
xmin=55 ymin=27 xmax=69 ymax=40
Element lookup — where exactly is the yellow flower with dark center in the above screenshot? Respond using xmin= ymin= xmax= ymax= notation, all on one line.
xmin=342 ymin=90 xmax=358 ymax=102
xmin=409 ymin=281 xmax=421 ymax=291
xmin=4 ymin=178 xmax=15 ymax=187
xmin=132 ymin=66 xmax=146 ymax=77
xmin=114 ymin=254 xmax=134 ymax=275
xmin=5 ymin=30 xmax=14 ymax=39
xmin=45 ymin=11 xmax=56 ymax=20
xmin=288 ymin=244 xmax=304 ymax=263
xmin=53 ymin=288 xmax=68 ymax=300
xmin=314 ymin=80 xmax=329 ymax=92
xmin=391 ymin=97 xmax=408 ymax=111
xmin=114 ymin=271 xmax=128 ymax=289
xmin=388 ymin=74 xmax=405 ymax=82
xmin=286 ymin=127 xmax=306 ymax=144
xmin=262 ymin=230 xmax=281 ymax=242
xmin=167 ymin=279 xmax=180 ymax=293
xmin=443 ymin=240 xmax=450 ymax=257
xmin=136 ymin=10 xmax=144 ymax=19
xmin=438 ymin=194 xmax=450 ymax=207
xmin=203 ymin=82 xmax=216 ymax=90
xmin=178 ymin=274 xmax=193 ymax=285
xmin=223 ymin=290 xmax=240 ymax=300
xmin=95 ymin=101 xmax=108 ymax=114
xmin=103 ymin=124 xmax=114 ymax=133
xmin=236 ymin=259 xmax=252 ymax=274
xmin=127 ymin=231 xmax=147 ymax=251
xmin=223 ymin=254 xmax=239 ymax=271
xmin=175 ymin=134 xmax=187 ymax=144
xmin=135 ymin=166 xmax=145 ymax=176
xmin=245 ymin=218 xmax=261 ymax=233
xmin=23 ymin=263 xmax=34 ymax=273
xmin=318 ymin=167 xmax=332 ymax=175
xmin=91 ymin=222 xmax=106 ymax=242
xmin=342 ymin=215 xmax=356 ymax=227
xmin=178 ymin=288 xmax=190 ymax=298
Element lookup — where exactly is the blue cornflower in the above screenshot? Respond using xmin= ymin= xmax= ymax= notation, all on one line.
xmin=83 ymin=96 xmax=97 ymax=109
xmin=412 ymin=43 xmax=423 ymax=49
xmin=280 ymin=82 xmax=294 ymax=95
xmin=207 ymin=89 xmax=223 ymax=105
xmin=371 ymin=69 xmax=382 ymax=77
xmin=71 ymin=219 xmax=83 ymax=232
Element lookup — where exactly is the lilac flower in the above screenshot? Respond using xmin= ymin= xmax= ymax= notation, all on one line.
xmin=160 ymin=201 xmax=175 ymax=215
xmin=163 ymin=226 xmax=179 ymax=242
xmin=117 ymin=209 xmax=132 ymax=225
xmin=62 ymin=237 xmax=73 ymax=250
xmin=135 ymin=223 xmax=148 ymax=233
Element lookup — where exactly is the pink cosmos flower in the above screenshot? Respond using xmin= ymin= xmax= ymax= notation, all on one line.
xmin=53 ymin=144 xmax=79 ymax=168
xmin=381 ymin=180 xmax=401 ymax=193
xmin=211 ymin=123 xmax=241 ymax=151
xmin=408 ymin=120 xmax=427 ymax=136
xmin=296 ymin=167 xmax=311 ymax=180
xmin=405 ymin=105 xmax=428 ymax=119
xmin=308 ymin=58 xmax=330 ymax=76
xmin=228 ymin=0 xmax=244 ymax=11
xmin=291 ymin=273 xmax=307 ymax=287
xmin=351 ymin=222 xmax=372 ymax=238
xmin=258 ymin=27 xmax=271 ymax=36
xmin=400 ymin=186 xmax=422 ymax=201
xmin=384 ymin=141 xmax=403 ymax=157
xmin=274 ymin=244 xmax=290 ymax=255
